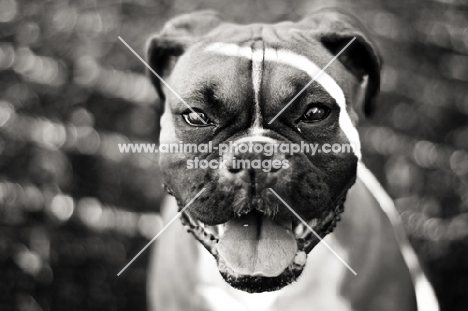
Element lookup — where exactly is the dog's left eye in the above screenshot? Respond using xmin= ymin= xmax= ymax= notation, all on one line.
xmin=300 ymin=105 xmax=331 ymax=122
xmin=182 ymin=109 xmax=214 ymax=126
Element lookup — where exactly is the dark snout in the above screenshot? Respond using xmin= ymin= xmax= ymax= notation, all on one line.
xmin=220 ymin=137 xmax=290 ymax=195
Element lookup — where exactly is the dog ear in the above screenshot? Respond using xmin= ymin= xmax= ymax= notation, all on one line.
xmin=300 ymin=8 xmax=381 ymax=116
xmin=146 ymin=10 xmax=223 ymax=108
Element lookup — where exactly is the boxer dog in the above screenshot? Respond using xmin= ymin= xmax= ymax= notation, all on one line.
xmin=145 ymin=9 xmax=439 ymax=311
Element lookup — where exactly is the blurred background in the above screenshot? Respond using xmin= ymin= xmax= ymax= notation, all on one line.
xmin=0 ymin=0 xmax=467 ymax=310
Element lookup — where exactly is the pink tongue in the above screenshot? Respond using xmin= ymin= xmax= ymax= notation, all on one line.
xmin=218 ymin=213 xmax=297 ymax=277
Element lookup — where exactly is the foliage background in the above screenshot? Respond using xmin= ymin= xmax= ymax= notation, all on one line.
xmin=0 ymin=0 xmax=467 ymax=310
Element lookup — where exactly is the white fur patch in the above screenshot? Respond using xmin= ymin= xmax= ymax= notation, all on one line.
xmin=205 ymin=42 xmax=253 ymax=59
xmin=204 ymin=42 xmax=362 ymax=159
xmin=251 ymin=44 xmax=264 ymax=131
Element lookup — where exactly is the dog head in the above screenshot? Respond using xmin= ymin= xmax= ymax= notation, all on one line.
xmin=147 ymin=9 xmax=380 ymax=293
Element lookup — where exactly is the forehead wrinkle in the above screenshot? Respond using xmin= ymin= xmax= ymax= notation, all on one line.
xmin=185 ymin=81 xmax=220 ymax=105
xmin=272 ymin=72 xmax=332 ymax=103
xmin=204 ymin=41 xmax=265 ymax=132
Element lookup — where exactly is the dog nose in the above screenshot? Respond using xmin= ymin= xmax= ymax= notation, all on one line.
xmin=221 ymin=140 xmax=286 ymax=186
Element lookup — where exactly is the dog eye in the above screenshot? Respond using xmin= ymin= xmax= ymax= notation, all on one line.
xmin=300 ymin=105 xmax=331 ymax=122
xmin=182 ymin=109 xmax=213 ymax=126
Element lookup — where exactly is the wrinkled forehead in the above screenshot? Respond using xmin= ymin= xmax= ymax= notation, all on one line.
xmin=171 ymin=38 xmax=358 ymax=104
xmin=167 ymin=36 xmax=362 ymax=159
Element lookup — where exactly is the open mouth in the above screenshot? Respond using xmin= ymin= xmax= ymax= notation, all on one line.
xmin=179 ymin=204 xmax=344 ymax=293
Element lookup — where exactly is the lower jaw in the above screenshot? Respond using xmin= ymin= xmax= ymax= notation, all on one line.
xmin=179 ymin=203 xmax=344 ymax=291
xmin=214 ymin=244 xmax=310 ymax=292
xmin=219 ymin=261 xmax=306 ymax=293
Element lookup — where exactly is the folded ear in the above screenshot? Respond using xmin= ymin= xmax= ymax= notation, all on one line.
xmin=299 ymin=8 xmax=381 ymax=116
xmin=146 ymin=10 xmax=223 ymax=107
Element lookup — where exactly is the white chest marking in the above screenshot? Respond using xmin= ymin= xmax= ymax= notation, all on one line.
xmin=204 ymin=42 xmax=361 ymax=159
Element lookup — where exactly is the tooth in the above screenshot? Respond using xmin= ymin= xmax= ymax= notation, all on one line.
xmin=217 ymin=224 xmax=225 ymax=237
xmin=294 ymin=223 xmax=305 ymax=236
xmin=308 ymin=218 xmax=319 ymax=228
xmin=293 ymin=251 xmax=307 ymax=266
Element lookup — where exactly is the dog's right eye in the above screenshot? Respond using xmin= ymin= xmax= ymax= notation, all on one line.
xmin=182 ymin=109 xmax=214 ymax=127
xmin=299 ymin=104 xmax=331 ymax=123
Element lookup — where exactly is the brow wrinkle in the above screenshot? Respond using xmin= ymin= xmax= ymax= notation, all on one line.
xmin=186 ymin=81 xmax=221 ymax=106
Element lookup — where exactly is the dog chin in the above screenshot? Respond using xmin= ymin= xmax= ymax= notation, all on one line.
xmin=219 ymin=266 xmax=304 ymax=293
xmin=179 ymin=201 xmax=345 ymax=293
xmin=217 ymin=244 xmax=308 ymax=293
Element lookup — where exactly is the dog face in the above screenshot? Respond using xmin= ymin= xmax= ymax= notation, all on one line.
xmin=148 ymin=10 xmax=380 ymax=293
